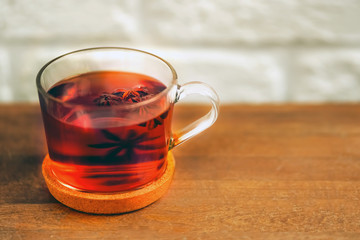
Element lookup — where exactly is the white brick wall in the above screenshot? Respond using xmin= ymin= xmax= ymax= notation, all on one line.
xmin=142 ymin=0 xmax=360 ymax=45
xmin=0 ymin=47 xmax=12 ymax=102
xmin=291 ymin=49 xmax=360 ymax=102
xmin=1 ymin=0 xmax=360 ymax=103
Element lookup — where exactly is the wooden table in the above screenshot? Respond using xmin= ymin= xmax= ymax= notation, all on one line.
xmin=1 ymin=104 xmax=360 ymax=239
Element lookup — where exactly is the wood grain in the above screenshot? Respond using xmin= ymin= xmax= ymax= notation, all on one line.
xmin=1 ymin=104 xmax=360 ymax=239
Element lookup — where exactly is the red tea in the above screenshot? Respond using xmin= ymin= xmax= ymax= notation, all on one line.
xmin=40 ymin=71 xmax=172 ymax=192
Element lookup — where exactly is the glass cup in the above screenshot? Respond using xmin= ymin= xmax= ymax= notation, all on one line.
xmin=37 ymin=47 xmax=219 ymax=192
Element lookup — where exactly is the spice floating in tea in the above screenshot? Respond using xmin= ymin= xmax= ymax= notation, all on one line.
xmin=93 ymin=86 xmax=154 ymax=106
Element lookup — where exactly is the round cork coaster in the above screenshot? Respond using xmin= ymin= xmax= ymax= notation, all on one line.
xmin=42 ymin=153 xmax=175 ymax=214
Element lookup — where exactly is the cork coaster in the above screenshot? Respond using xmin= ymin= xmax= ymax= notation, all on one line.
xmin=42 ymin=153 xmax=175 ymax=214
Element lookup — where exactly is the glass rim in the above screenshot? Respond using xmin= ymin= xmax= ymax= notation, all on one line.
xmin=36 ymin=47 xmax=178 ymax=109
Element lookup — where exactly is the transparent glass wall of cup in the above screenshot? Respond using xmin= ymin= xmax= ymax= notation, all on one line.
xmin=37 ymin=47 xmax=219 ymax=193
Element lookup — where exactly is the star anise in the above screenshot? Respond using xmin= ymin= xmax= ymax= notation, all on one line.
xmin=112 ymin=86 xmax=150 ymax=103
xmin=88 ymin=129 xmax=165 ymax=161
xmin=93 ymin=93 xmax=123 ymax=106
xmin=93 ymin=86 xmax=166 ymax=130
xmin=93 ymin=86 xmax=153 ymax=106
xmin=138 ymin=110 xmax=169 ymax=130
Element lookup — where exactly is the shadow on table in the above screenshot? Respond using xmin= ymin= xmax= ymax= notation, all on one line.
xmin=0 ymin=153 xmax=57 ymax=204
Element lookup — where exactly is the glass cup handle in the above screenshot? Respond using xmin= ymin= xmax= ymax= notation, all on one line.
xmin=169 ymin=81 xmax=220 ymax=149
